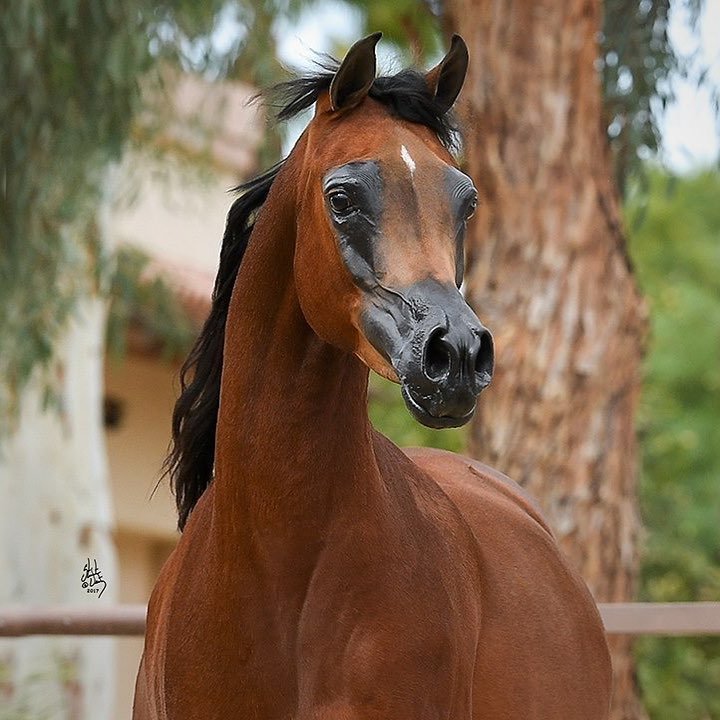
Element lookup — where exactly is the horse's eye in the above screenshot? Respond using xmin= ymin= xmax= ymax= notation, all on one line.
xmin=328 ymin=190 xmax=353 ymax=215
xmin=465 ymin=195 xmax=478 ymax=220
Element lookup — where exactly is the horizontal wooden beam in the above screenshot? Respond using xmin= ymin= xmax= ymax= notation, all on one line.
xmin=0 ymin=604 xmax=147 ymax=637
xmin=0 ymin=603 xmax=719 ymax=637
xmin=600 ymin=602 xmax=720 ymax=636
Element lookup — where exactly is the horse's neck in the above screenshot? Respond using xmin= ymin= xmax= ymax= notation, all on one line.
xmin=213 ymin=164 xmax=379 ymax=542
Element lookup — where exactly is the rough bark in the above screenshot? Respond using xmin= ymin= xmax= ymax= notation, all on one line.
xmin=444 ymin=1 xmax=647 ymax=717
xmin=0 ymin=298 xmax=117 ymax=720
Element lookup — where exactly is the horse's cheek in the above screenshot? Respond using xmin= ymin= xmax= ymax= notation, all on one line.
xmin=294 ymin=230 xmax=361 ymax=354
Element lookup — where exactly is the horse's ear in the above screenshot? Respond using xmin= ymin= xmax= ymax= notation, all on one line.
xmin=329 ymin=32 xmax=381 ymax=111
xmin=425 ymin=34 xmax=469 ymax=113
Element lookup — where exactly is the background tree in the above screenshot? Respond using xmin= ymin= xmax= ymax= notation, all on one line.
xmin=323 ymin=2 xmax=720 ymax=715
xmin=414 ymin=0 xmax=717 ymax=718
xmin=439 ymin=1 xmax=647 ymax=718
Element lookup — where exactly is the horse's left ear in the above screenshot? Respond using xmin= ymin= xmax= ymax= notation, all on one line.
xmin=425 ymin=34 xmax=469 ymax=113
xmin=329 ymin=32 xmax=382 ymax=111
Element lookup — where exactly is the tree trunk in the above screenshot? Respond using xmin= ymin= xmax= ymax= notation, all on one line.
xmin=444 ymin=1 xmax=647 ymax=717
xmin=0 ymin=298 xmax=117 ymax=720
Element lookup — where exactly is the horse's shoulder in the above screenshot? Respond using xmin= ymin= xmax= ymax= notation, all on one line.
xmin=404 ymin=452 xmax=611 ymax=716
xmin=402 ymin=446 xmax=554 ymax=538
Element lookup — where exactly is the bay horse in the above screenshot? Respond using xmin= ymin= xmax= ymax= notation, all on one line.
xmin=134 ymin=33 xmax=611 ymax=720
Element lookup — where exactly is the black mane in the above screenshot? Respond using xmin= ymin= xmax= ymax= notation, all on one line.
xmin=165 ymin=61 xmax=461 ymax=531
xmin=270 ymin=58 xmax=460 ymax=150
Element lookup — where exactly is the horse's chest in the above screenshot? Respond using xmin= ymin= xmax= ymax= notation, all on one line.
xmin=161 ymin=597 xmax=300 ymax=719
xmin=287 ymin=538 xmax=478 ymax=718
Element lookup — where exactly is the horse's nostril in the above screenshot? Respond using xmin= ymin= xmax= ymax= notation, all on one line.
xmin=474 ymin=329 xmax=494 ymax=382
xmin=424 ymin=328 xmax=452 ymax=380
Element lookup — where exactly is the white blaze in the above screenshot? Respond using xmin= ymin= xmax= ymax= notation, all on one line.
xmin=400 ymin=144 xmax=416 ymax=177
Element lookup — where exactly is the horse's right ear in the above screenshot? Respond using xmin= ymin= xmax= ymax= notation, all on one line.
xmin=329 ymin=32 xmax=381 ymax=111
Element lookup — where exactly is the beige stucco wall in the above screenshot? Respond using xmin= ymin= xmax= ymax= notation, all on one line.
xmin=108 ymin=72 xmax=262 ymax=297
xmin=100 ymin=73 xmax=263 ymax=718
xmin=107 ymin=151 xmax=236 ymax=300
xmin=105 ymin=355 xmax=179 ymax=718
xmin=105 ymin=356 xmax=180 ymax=539
xmin=102 ymin=145 xmax=239 ymax=719
xmin=102 ymin=150 xmax=240 ymax=710
xmin=0 ymin=300 xmax=119 ymax=720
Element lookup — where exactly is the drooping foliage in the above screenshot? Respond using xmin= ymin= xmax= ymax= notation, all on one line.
xmin=0 ymin=0 xmax=231 ymax=428
xmin=627 ymin=169 xmax=720 ymax=719
xmin=600 ymin=0 xmax=714 ymax=196
xmin=0 ymin=0 xmax=312 ymax=430
xmin=106 ymin=247 xmax=197 ymax=361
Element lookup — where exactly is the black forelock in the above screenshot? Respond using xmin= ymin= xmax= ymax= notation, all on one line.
xmin=268 ymin=57 xmax=461 ymax=152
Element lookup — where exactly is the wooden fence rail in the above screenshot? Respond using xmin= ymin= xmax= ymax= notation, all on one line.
xmin=1 ymin=603 xmax=719 ymax=638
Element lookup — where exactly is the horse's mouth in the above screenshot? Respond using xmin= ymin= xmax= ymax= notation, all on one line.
xmin=400 ymin=384 xmax=477 ymax=429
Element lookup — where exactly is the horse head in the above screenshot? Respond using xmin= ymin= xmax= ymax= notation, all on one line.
xmin=292 ymin=33 xmax=494 ymax=428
